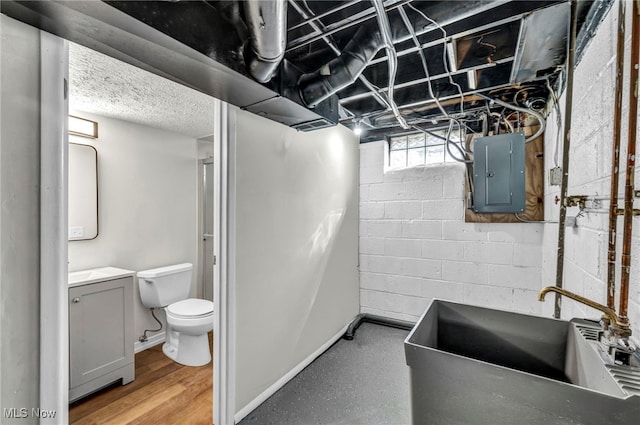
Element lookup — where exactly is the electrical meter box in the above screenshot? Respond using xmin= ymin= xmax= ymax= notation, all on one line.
xmin=472 ymin=132 xmax=526 ymax=213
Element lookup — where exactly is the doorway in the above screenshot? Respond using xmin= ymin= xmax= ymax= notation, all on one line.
xmin=40 ymin=34 xmax=232 ymax=424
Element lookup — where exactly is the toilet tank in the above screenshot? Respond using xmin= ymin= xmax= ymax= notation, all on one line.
xmin=137 ymin=263 xmax=193 ymax=308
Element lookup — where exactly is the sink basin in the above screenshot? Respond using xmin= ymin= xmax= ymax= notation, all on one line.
xmin=405 ymin=300 xmax=640 ymax=425
xmin=68 ymin=267 xmax=135 ymax=286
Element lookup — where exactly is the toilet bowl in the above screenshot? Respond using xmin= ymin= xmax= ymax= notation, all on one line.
xmin=163 ymin=299 xmax=214 ymax=366
xmin=137 ymin=263 xmax=214 ymax=367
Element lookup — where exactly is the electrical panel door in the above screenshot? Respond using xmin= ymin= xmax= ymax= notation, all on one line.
xmin=473 ymin=132 xmax=525 ymax=213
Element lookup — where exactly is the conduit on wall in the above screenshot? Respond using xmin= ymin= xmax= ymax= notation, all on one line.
xmin=554 ymin=0 xmax=578 ymax=319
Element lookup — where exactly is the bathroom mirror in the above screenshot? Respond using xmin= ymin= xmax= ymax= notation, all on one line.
xmin=69 ymin=143 xmax=98 ymax=240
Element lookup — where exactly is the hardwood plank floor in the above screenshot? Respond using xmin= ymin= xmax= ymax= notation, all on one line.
xmin=70 ymin=333 xmax=213 ymax=425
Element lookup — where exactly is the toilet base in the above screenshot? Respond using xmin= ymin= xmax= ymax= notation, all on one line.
xmin=163 ymin=332 xmax=211 ymax=367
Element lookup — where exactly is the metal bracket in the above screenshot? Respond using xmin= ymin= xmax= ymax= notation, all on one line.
xmin=564 ymin=195 xmax=588 ymax=209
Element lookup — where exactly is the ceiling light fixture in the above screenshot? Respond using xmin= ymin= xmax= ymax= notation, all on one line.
xmin=353 ymin=118 xmax=363 ymax=136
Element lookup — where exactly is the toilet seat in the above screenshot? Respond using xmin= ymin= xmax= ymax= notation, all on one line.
xmin=167 ymin=298 xmax=214 ymax=319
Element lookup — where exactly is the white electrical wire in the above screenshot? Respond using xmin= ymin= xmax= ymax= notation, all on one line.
xmin=444 ymin=119 xmax=473 ymax=164
xmin=372 ymin=0 xmax=410 ymax=129
xmin=490 ymin=112 xmax=515 ymax=133
xmin=478 ymin=94 xmax=546 ymax=143
xmin=397 ymin=6 xmax=447 ymax=117
xmin=546 ymin=75 xmax=563 ymax=167
xmin=398 ymin=4 xmax=470 ymax=163
xmin=406 ymin=3 xmax=465 ymax=115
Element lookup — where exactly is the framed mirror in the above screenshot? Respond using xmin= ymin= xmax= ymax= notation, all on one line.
xmin=69 ymin=143 xmax=98 ymax=240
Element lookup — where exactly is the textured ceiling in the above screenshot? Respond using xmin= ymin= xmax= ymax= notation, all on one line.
xmin=69 ymin=42 xmax=215 ymax=139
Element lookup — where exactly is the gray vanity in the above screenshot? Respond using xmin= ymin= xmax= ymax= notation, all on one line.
xmin=68 ymin=267 xmax=135 ymax=402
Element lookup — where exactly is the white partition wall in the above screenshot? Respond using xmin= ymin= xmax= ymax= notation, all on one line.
xmin=1 ymin=16 xmax=45 ymax=423
xmin=232 ymin=109 xmax=360 ymax=420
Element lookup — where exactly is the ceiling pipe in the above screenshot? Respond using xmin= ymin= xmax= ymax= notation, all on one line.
xmin=243 ymin=0 xmax=287 ymax=83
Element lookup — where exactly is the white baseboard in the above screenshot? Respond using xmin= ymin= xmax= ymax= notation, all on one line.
xmin=234 ymin=323 xmax=350 ymax=423
xmin=134 ymin=331 xmax=165 ymax=353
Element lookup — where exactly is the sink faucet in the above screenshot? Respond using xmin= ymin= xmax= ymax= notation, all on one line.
xmin=539 ymin=286 xmax=636 ymax=363
xmin=538 ymin=286 xmax=630 ymax=333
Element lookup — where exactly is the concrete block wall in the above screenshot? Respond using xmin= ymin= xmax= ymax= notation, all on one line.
xmin=542 ymin=1 xmax=640 ymax=345
xmin=359 ymin=141 xmax=545 ymax=322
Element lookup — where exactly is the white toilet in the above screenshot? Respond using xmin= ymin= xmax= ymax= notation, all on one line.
xmin=137 ymin=263 xmax=214 ymax=367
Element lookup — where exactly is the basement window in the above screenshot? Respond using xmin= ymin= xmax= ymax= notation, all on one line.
xmin=388 ymin=129 xmax=463 ymax=169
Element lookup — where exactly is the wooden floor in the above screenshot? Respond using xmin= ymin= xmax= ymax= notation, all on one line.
xmin=70 ymin=333 xmax=213 ymax=425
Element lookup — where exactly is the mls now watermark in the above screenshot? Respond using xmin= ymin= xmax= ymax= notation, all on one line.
xmin=4 ymin=408 xmax=57 ymax=419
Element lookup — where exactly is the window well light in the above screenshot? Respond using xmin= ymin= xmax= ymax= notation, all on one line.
xmin=69 ymin=115 xmax=98 ymax=139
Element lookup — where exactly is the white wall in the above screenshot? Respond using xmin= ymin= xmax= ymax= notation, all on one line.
xmin=542 ymin=1 xmax=640 ymax=344
xmin=359 ymin=142 xmax=544 ymax=322
xmin=0 ymin=15 xmax=41 ymax=422
xmin=233 ymin=109 xmax=360 ymax=416
xmin=67 ymin=112 xmax=200 ymax=341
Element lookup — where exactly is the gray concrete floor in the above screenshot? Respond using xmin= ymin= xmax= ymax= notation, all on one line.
xmin=239 ymin=323 xmax=410 ymax=425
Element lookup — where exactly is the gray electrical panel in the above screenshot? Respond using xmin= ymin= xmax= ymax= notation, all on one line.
xmin=473 ymin=132 xmax=525 ymax=213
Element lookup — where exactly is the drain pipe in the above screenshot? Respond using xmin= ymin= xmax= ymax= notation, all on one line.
xmin=606 ymin=0 xmax=627 ymax=320
xmin=243 ymin=0 xmax=287 ymax=83
xmin=553 ymin=0 xmax=578 ymax=319
xmin=618 ymin=0 xmax=639 ymax=331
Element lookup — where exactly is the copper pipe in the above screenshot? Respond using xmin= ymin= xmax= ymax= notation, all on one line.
xmin=619 ymin=0 xmax=639 ymax=325
xmin=606 ymin=0 xmax=626 ymax=313
xmin=539 ymin=286 xmax=629 ymax=330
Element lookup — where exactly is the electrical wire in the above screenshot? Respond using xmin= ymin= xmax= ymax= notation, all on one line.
xmin=490 ymin=112 xmax=515 ymax=133
xmin=478 ymin=93 xmax=546 ymax=143
xmin=372 ymin=0 xmax=410 ymax=129
xmin=546 ymin=75 xmax=563 ymax=167
xmin=444 ymin=119 xmax=473 ymax=164
xmin=397 ymin=6 xmax=448 ymax=117
xmin=406 ymin=3 xmax=465 ymax=115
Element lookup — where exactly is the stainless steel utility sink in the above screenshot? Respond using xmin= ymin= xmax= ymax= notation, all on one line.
xmin=405 ymin=300 xmax=640 ymax=425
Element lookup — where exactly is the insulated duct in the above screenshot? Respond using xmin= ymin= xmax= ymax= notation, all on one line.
xmin=243 ymin=0 xmax=287 ymax=83
xmin=298 ymin=24 xmax=384 ymax=108
xmin=297 ymin=0 xmax=507 ymax=121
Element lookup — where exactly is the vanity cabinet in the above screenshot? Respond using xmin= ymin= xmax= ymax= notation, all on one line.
xmin=69 ymin=274 xmax=135 ymax=402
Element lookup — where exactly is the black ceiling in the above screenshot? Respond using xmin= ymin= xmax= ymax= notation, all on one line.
xmin=103 ymin=0 xmax=604 ymax=140
xmin=2 ymin=0 xmax=612 ymax=141
xmin=280 ymin=0 xmax=596 ymax=140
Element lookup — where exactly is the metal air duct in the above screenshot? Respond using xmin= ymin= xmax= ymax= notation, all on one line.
xmin=243 ymin=0 xmax=287 ymax=83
